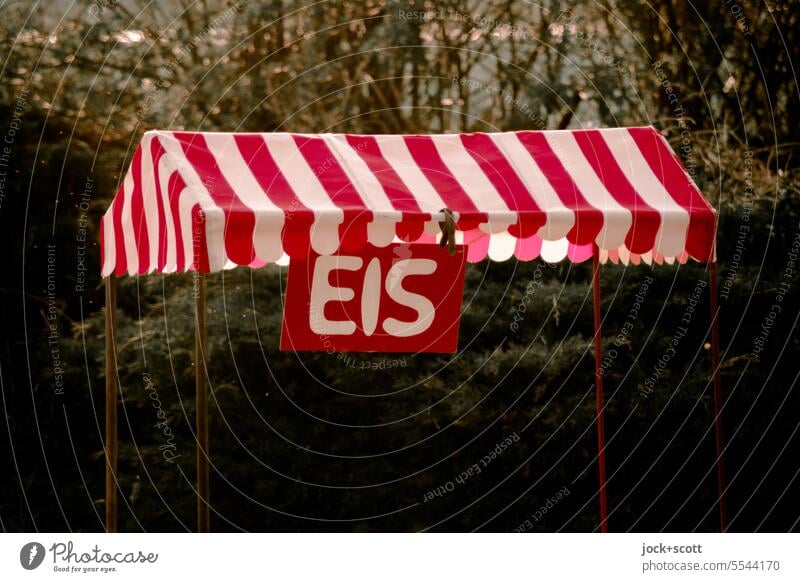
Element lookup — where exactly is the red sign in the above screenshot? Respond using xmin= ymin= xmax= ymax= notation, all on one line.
xmin=280 ymin=243 xmax=467 ymax=353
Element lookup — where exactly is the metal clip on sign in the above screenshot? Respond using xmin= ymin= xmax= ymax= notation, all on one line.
xmin=438 ymin=208 xmax=456 ymax=255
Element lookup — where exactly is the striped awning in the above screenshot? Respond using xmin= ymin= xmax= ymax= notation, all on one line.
xmin=100 ymin=126 xmax=716 ymax=276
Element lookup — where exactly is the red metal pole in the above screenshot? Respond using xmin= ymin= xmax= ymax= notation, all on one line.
xmin=708 ymin=261 xmax=728 ymax=531
xmin=195 ymin=273 xmax=210 ymax=532
xmin=592 ymin=245 xmax=609 ymax=533
xmin=104 ymin=276 xmax=118 ymax=533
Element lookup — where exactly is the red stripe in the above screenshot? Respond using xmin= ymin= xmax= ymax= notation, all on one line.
xmin=167 ymin=172 xmax=187 ymax=270
xmin=292 ymin=135 xmax=370 ymax=251
xmin=233 ymin=134 xmax=314 ymax=259
xmin=395 ymin=220 xmax=425 ymax=242
xmin=99 ymin=216 xmax=106 ymax=273
xmin=573 ymin=130 xmax=661 ymax=254
xmin=516 ymin=132 xmax=604 ymax=246
xmin=402 ymin=135 xmax=485 ymax=230
xmin=628 ymin=127 xmax=715 ymax=261
xmin=344 ymin=135 xmax=423 ymax=213
xmin=292 ymin=136 xmax=366 ymax=210
xmin=129 ymin=146 xmax=149 ymax=273
xmin=173 ymin=132 xmax=255 ymax=265
xmin=459 ymin=133 xmax=546 ymax=238
xmin=150 ymin=138 xmax=169 ymax=272
xmin=111 ymin=184 xmax=127 ymax=276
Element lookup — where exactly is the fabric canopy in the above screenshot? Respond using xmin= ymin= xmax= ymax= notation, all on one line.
xmin=100 ymin=126 xmax=716 ymax=276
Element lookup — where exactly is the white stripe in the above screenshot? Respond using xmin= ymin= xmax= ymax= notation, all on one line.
xmin=140 ymin=134 xmax=160 ymax=273
xmin=366 ymin=222 xmax=396 ymax=247
xmin=204 ymin=133 xmax=283 ymax=212
xmin=424 ymin=219 xmax=441 ymax=236
xmin=488 ymin=133 xmax=575 ymax=240
xmin=263 ymin=134 xmax=342 ymax=255
xmin=373 ymin=136 xmax=448 ymax=213
xmin=195 ymin=206 xmax=226 ymax=272
xmin=544 ymin=132 xmax=632 ymax=249
xmin=120 ymin=165 xmax=139 ymax=275
xmin=264 ymin=134 xmax=341 ymax=214
xmin=155 ymin=153 xmax=178 ymax=272
xmin=322 ymin=135 xmax=402 ymax=247
xmin=204 ymin=133 xmax=284 ymax=263
xmin=429 ymin=135 xmax=517 ymax=234
xmin=101 ymin=212 xmax=115 ymax=277
xmin=308 ymin=221 xmax=341 ymax=255
xmin=617 ymin=245 xmax=631 ymax=265
xmin=601 ymin=129 xmax=690 ymax=257
xmin=487 ymin=231 xmax=517 ymax=261
xmin=540 ymin=238 xmax=569 ymax=263
xmin=178 ymin=190 xmax=199 ymax=273
xmin=154 ymin=132 xmax=227 ymax=272
xmin=322 ymin=135 xmax=399 ymax=215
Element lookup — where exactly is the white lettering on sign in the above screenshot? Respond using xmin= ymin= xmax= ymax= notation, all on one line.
xmin=384 ymin=259 xmax=436 ymax=337
xmin=360 ymin=258 xmax=382 ymax=337
xmin=308 ymin=255 xmax=437 ymax=337
xmin=309 ymin=255 xmax=362 ymax=335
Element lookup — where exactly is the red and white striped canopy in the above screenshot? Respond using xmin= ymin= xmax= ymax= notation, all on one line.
xmin=100 ymin=126 xmax=716 ymax=276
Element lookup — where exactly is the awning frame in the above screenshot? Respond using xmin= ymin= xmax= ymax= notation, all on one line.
xmin=101 ymin=127 xmax=726 ymax=533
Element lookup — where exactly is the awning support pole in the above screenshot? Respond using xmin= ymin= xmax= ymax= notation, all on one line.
xmin=708 ymin=261 xmax=728 ymax=531
xmin=195 ymin=273 xmax=210 ymax=532
xmin=592 ymin=245 xmax=609 ymax=533
xmin=104 ymin=276 xmax=118 ymax=533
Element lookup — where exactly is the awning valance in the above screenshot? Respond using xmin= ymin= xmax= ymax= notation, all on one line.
xmin=100 ymin=126 xmax=716 ymax=276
